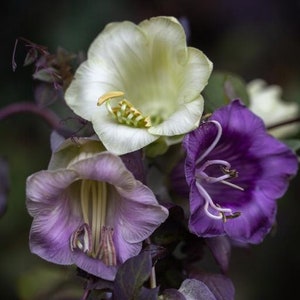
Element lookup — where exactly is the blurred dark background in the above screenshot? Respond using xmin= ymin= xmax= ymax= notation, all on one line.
xmin=1 ymin=0 xmax=300 ymax=299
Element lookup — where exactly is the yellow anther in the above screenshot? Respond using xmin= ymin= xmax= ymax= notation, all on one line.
xmin=97 ymin=91 xmax=152 ymax=128
xmin=143 ymin=116 xmax=152 ymax=128
xmin=97 ymin=91 xmax=125 ymax=106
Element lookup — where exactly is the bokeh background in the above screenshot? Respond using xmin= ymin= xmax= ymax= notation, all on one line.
xmin=1 ymin=0 xmax=300 ymax=299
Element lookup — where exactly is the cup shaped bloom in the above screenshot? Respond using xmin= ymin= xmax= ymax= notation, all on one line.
xmin=248 ymin=79 xmax=299 ymax=138
xmin=26 ymin=137 xmax=168 ymax=280
xmin=65 ymin=16 xmax=212 ymax=155
xmin=182 ymin=100 xmax=298 ymax=244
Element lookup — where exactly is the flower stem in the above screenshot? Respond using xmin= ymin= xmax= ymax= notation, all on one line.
xmin=267 ymin=117 xmax=300 ymax=130
xmin=0 ymin=101 xmax=72 ymax=137
xmin=150 ymin=266 xmax=157 ymax=289
xmin=81 ymin=286 xmax=91 ymax=300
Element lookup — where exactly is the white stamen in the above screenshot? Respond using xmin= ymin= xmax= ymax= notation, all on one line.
xmin=219 ymin=180 xmax=244 ymax=191
xmin=196 ymin=182 xmax=233 ymax=220
xmin=199 ymin=159 xmax=231 ymax=171
xmin=196 ymin=120 xmax=223 ymax=165
xmin=194 ymin=120 xmax=242 ymax=221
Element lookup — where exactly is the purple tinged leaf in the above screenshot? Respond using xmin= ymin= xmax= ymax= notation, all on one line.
xmin=137 ymin=286 xmax=159 ymax=300
xmin=33 ymin=67 xmax=60 ymax=83
xmin=190 ymin=273 xmax=235 ymax=300
xmin=0 ymin=157 xmax=9 ymax=216
xmin=23 ymin=47 xmax=38 ymax=66
xmin=87 ymin=290 xmax=113 ymax=300
xmin=148 ymin=244 xmax=167 ymax=262
xmin=50 ymin=131 xmax=66 ymax=153
xmin=34 ymin=83 xmax=63 ymax=107
xmin=205 ymin=236 xmax=231 ymax=273
xmin=121 ymin=150 xmax=146 ymax=183
xmin=178 ymin=279 xmax=217 ymax=300
xmin=86 ymin=277 xmax=114 ymax=291
xmin=163 ymin=288 xmax=186 ymax=300
xmin=113 ymin=250 xmax=152 ymax=299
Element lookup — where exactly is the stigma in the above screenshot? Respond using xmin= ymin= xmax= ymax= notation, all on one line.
xmin=97 ymin=91 xmax=151 ymax=128
xmin=70 ymin=180 xmax=117 ymax=266
xmin=195 ymin=120 xmax=242 ymax=222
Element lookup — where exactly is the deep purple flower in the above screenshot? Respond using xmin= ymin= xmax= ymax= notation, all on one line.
xmin=182 ymin=100 xmax=298 ymax=243
xmin=26 ymin=137 xmax=168 ymax=280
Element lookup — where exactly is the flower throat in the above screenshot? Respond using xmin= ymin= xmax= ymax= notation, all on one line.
xmin=70 ymin=180 xmax=116 ymax=266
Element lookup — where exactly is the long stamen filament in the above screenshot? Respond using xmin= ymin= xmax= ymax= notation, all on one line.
xmin=197 ymin=158 xmax=244 ymax=191
xmin=194 ymin=121 xmax=243 ymax=221
xmin=196 ymin=120 xmax=223 ymax=165
xmin=220 ymin=180 xmax=244 ymax=191
xmin=199 ymin=159 xmax=231 ymax=171
xmin=73 ymin=179 xmax=117 ymax=265
xmin=96 ymin=181 xmax=107 ymax=255
xmin=93 ymin=182 xmax=100 ymax=255
xmin=196 ymin=182 xmax=232 ymax=220
xmin=197 ymin=171 xmax=231 ymax=183
xmin=81 ymin=180 xmax=89 ymax=224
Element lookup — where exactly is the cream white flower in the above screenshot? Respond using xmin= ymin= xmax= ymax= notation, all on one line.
xmin=248 ymin=79 xmax=299 ymax=138
xmin=65 ymin=16 xmax=213 ymax=155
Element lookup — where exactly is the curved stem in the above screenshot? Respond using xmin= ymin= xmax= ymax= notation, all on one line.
xmin=81 ymin=286 xmax=91 ymax=300
xmin=267 ymin=117 xmax=300 ymax=130
xmin=0 ymin=102 xmax=72 ymax=137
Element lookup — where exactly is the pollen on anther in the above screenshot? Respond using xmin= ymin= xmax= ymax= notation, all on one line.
xmin=97 ymin=91 xmax=152 ymax=128
xmin=97 ymin=91 xmax=124 ymax=106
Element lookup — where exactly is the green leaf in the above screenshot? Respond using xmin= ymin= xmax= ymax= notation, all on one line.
xmin=203 ymin=71 xmax=249 ymax=113
xmin=113 ymin=250 xmax=153 ymax=300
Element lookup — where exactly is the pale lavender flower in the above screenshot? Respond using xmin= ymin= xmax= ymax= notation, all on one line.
xmin=26 ymin=137 xmax=168 ymax=280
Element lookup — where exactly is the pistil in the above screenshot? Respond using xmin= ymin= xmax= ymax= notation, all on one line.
xmin=195 ymin=120 xmax=242 ymax=222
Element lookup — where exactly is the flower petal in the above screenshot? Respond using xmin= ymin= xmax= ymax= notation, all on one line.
xmin=248 ymin=79 xmax=299 ymax=138
xmin=69 ymin=151 xmax=136 ymax=188
xmin=188 ymin=184 xmax=224 ymax=237
xmin=65 ymin=20 xmax=150 ymax=121
xmin=139 ymin=17 xmax=213 ymax=102
xmin=224 ymin=191 xmax=277 ymax=243
xmin=149 ymin=96 xmax=204 ymax=136
xmin=26 ymin=170 xmax=81 ymax=264
xmin=116 ymin=182 xmax=169 ymax=243
xmin=91 ymin=109 xmax=158 ymax=155
xmin=72 ymin=252 xmax=118 ymax=281
xmin=26 ymin=169 xmax=78 ymax=211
